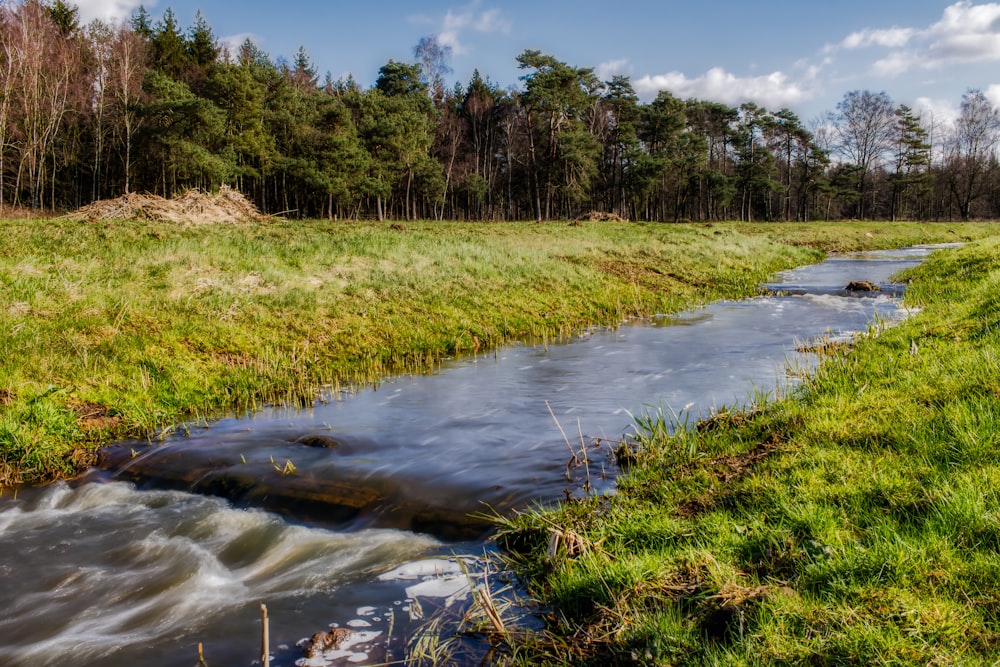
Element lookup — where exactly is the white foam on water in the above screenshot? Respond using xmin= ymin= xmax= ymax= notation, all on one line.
xmin=405 ymin=575 xmax=471 ymax=606
xmin=801 ymin=292 xmax=895 ymax=313
xmin=376 ymin=557 xmax=479 ymax=609
xmin=0 ymin=503 xmax=20 ymax=533
xmin=377 ymin=557 xmax=466 ymax=580
xmin=0 ymin=482 xmax=440 ymax=666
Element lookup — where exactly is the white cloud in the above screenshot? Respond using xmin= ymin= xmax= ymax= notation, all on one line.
xmin=839 ymin=27 xmax=915 ymax=50
xmin=913 ymin=96 xmax=961 ymax=133
xmin=871 ymin=51 xmax=920 ymax=77
xmin=985 ymin=84 xmax=1000 ymax=108
xmin=927 ymin=0 xmax=1000 ymax=62
xmin=70 ymin=0 xmax=150 ymax=25
xmin=634 ymin=67 xmax=812 ymax=108
xmin=595 ymin=58 xmax=630 ymax=82
xmin=437 ymin=4 xmax=510 ymax=56
xmin=826 ymin=2 xmax=1000 ymax=78
xmin=438 ymin=11 xmax=471 ymax=55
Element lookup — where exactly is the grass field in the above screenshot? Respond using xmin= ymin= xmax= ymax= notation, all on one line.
xmin=0 ymin=218 xmax=995 ymax=486
xmin=495 ymin=235 xmax=1000 ymax=665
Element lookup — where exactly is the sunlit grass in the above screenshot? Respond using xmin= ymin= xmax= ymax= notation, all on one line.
xmin=497 ymin=236 xmax=1000 ymax=665
xmin=0 ymin=219 xmax=995 ymax=484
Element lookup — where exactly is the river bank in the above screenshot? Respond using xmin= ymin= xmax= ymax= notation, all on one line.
xmin=497 ymin=237 xmax=1000 ymax=664
xmin=1 ymin=219 xmax=995 ymax=486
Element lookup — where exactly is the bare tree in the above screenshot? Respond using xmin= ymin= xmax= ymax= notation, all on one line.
xmin=432 ymin=99 xmax=466 ymax=219
xmin=413 ymin=36 xmax=452 ymax=102
xmin=86 ymin=19 xmax=113 ymax=201
xmin=8 ymin=1 xmax=80 ymax=209
xmin=944 ymin=89 xmax=1000 ymax=220
xmin=833 ymin=90 xmax=896 ymax=218
xmin=0 ymin=1 xmax=23 ymax=211
xmin=108 ymin=23 xmax=146 ymax=194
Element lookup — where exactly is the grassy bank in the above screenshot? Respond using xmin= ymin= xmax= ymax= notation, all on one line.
xmin=0 ymin=219 xmax=995 ymax=485
xmin=496 ymin=236 xmax=1000 ymax=665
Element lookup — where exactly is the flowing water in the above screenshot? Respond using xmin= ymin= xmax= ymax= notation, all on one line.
xmin=0 ymin=246 xmax=949 ymax=666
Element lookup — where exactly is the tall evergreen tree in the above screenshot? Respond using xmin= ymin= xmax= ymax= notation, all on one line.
xmin=185 ymin=11 xmax=218 ymax=92
xmin=140 ymin=71 xmax=232 ymax=194
xmin=44 ymin=0 xmax=79 ymax=36
xmin=889 ymin=105 xmax=931 ymax=221
xmin=130 ymin=5 xmax=153 ymax=39
xmin=600 ymin=75 xmax=641 ymax=218
xmin=150 ymin=8 xmax=187 ymax=78
xmin=288 ymin=46 xmax=318 ymax=92
xmin=516 ymin=50 xmax=600 ymax=219
xmin=635 ymin=91 xmax=687 ymax=221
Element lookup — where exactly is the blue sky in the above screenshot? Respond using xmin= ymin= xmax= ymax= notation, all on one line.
xmin=70 ymin=1 xmax=1000 ymax=124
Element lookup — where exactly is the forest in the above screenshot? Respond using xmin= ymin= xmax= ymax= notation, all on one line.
xmin=2 ymin=0 xmax=999 ymax=222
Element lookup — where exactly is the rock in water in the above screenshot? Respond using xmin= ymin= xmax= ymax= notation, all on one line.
xmin=845 ymin=280 xmax=880 ymax=292
xmin=295 ymin=434 xmax=341 ymax=448
xmin=304 ymin=627 xmax=353 ymax=658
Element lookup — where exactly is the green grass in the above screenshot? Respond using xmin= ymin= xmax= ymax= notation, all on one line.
xmin=0 ymin=218 xmax=995 ymax=485
xmin=496 ymin=236 xmax=1000 ymax=665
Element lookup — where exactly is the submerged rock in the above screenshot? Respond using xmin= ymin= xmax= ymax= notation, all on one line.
xmin=295 ymin=435 xmax=341 ymax=448
xmin=845 ymin=280 xmax=880 ymax=292
xmin=94 ymin=442 xmax=495 ymax=540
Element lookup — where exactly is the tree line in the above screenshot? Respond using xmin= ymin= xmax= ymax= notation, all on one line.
xmin=2 ymin=0 xmax=999 ymax=221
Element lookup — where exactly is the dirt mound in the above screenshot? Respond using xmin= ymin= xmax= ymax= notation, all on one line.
xmin=583 ymin=211 xmax=628 ymax=222
xmin=69 ymin=186 xmax=266 ymax=224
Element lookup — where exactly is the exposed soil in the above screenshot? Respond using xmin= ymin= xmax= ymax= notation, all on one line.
xmin=68 ymin=401 xmax=121 ymax=432
xmin=674 ymin=438 xmax=782 ymax=518
xmin=695 ymin=408 xmax=762 ymax=433
xmin=66 ymin=186 xmax=267 ymax=224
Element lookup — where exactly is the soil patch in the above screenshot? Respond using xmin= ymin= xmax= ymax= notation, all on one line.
xmin=695 ymin=408 xmax=761 ymax=433
xmin=675 ymin=438 xmax=782 ymax=518
xmin=69 ymin=401 xmax=121 ymax=432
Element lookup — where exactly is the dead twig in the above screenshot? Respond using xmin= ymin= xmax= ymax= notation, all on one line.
xmin=546 ymin=400 xmax=579 ymax=467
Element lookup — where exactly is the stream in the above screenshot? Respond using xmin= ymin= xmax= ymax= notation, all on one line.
xmin=0 ymin=246 xmax=948 ymax=666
